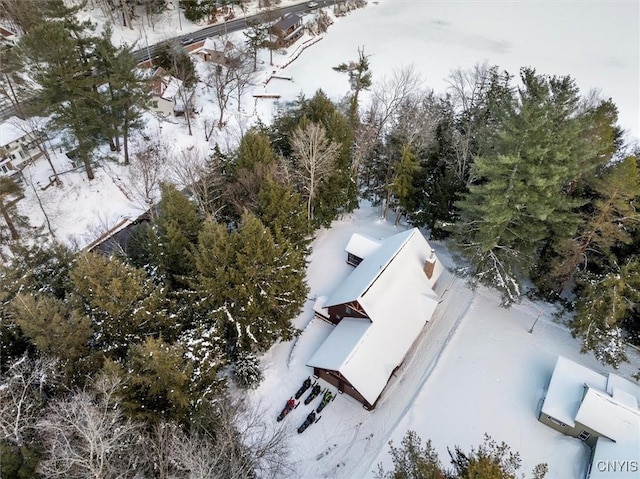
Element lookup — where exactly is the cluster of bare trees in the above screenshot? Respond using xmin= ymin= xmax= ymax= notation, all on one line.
xmin=0 ymin=355 xmax=292 ymax=478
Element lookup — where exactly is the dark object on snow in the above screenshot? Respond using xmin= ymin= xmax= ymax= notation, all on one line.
xmin=294 ymin=377 xmax=312 ymax=399
xmin=297 ymin=411 xmax=316 ymax=433
xmin=316 ymin=390 xmax=334 ymax=413
xmin=304 ymin=384 xmax=322 ymax=405
xmin=277 ymin=398 xmax=296 ymax=422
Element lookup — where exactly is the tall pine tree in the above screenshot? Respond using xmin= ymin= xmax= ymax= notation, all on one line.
xmin=454 ymin=69 xmax=588 ymax=304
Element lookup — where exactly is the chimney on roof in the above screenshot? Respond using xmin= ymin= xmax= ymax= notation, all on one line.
xmin=423 ymin=249 xmax=436 ymax=279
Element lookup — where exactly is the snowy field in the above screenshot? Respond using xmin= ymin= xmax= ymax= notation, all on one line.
xmin=256 ymin=0 xmax=639 ymax=141
xmin=249 ymin=203 xmax=640 ymax=479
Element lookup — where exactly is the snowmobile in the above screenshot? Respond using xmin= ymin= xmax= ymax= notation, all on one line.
xmin=316 ymin=390 xmax=334 ymax=413
xmin=276 ymin=398 xmax=297 ymax=422
xmin=304 ymin=384 xmax=322 ymax=405
xmin=297 ymin=411 xmax=316 ymax=434
xmin=294 ymin=377 xmax=312 ymax=400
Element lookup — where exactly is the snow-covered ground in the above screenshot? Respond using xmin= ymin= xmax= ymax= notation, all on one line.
xmin=249 ymin=202 xmax=640 ymax=479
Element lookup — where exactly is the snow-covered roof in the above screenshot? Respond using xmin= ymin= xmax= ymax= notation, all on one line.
xmin=161 ymin=76 xmax=183 ymax=101
xmin=607 ymin=372 xmax=640 ymax=405
xmin=541 ymin=356 xmax=640 ymax=478
xmin=307 ymin=318 xmax=371 ymax=372
xmin=541 ymin=356 xmax=607 ymax=426
xmin=345 ymin=233 xmax=381 ymax=260
xmin=0 ymin=117 xmax=29 ymax=147
xmin=325 ymin=228 xmax=442 ymax=308
xmin=575 ymin=387 xmax=639 ymax=441
xmin=313 ymin=295 xmax=329 ymax=317
xmin=308 ymin=228 xmax=443 ymax=405
xmin=590 ymin=434 xmax=640 ymax=479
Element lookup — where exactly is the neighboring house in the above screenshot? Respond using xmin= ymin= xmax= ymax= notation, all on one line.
xmin=148 ymin=67 xmax=195 ymax=117
xmin=307 ymin=228 xmax=444 ymax=410
xmin=539 ymin=356 xmax=640 ymax=478
xmin=269 ymin=13 xmax=304 ymax=47
xmin=0 ymin=117 xmax=43 ymax=178
xmin=0 ymin=25 xmax=18 ymax=44
xmin=84 ymin=211 xmax=151 ymax=254
xmin=193 ymin=37 xmax=241 ymax=66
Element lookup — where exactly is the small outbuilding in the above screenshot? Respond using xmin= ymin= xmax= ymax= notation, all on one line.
xmin=539 ymin=356 xmax=640 ymax=478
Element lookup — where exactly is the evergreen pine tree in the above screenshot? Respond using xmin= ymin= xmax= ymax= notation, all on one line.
xmin=148 ymin=184 xmax=203 ymax=287
xmin=94 ymin=27 xmax=151 ymax=165
xmin=70 ymin=252 xmax=172 ymax=358
xmin=226 ymin=129 xmax=279 ymax=216
xmin=454 ymin=69 xmax=588 ymax=304
xmin=389 ymin=143 xmax=421 ymax=225
xmin=194 ymin=214 xmax=307 ymax=358
xmin=108 ymin=337 xmax=193 ymax=422
xmin=256 ymin=178 xmax=310 ymax=249
xmin=572 ymin=257 xmax=640 ymax=369
xmin=540 ymin=156 xmax=640 ymax=290
xmin=19 ymin=19 xmax=101 ymax=180
xmin=10 ymin=293 xmax=92 ymax=363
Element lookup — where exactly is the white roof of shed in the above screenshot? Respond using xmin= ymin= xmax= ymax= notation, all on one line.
xmin=541 ymin=356 xmax=640 ymax=479
xmin=541 ymin=356 xmax=607 ymax=426
xmin=575 ymin=387 xmax=640 ymax=441
xmin=308 ymin=228 xmax=442 ymax=405
xmin=0 ymin=117 xmax=28 ymax=147
xmin=345 ymin=233 xmax=382 ymax=260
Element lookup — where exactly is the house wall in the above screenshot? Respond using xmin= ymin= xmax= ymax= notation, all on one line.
xmin=538 ymin=413 xmax=602 ymax=448
xmin=1 ymin=138 xmax=43 ymax=177
xmin=151 ymin=97 xmax=174 ymax=117
xmin=313 ymin=367 xmax=374 ymax=410
xmin=327 ymin=302 xmax=369 ymax=324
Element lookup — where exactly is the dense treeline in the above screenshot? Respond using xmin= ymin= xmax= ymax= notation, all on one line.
xmin=352 ymin=61 xmax=639 ymax=370
xmin=0 ymin=3 xmax=639 ymax=475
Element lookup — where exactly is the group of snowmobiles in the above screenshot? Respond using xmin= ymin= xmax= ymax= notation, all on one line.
xmin=276 ymin=376 xmax=336 ymax=434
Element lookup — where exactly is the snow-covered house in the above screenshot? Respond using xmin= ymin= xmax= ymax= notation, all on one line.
xmin=0 ymin=25 xmax=18 ymax=44
xmin=148 ymin=67 xmax=195 ymax=117
xmin=193 ymin=37 xmax=241 ymax=66
xmin=269 ymin=13 xmax=304 ymax=47
xmin=307 ymin=228 xmax=444 ymax=410
xmin=539 ymin=356 xmax=640 ymax=478
xmin=0 ymin=117 xmax=43 ymax=178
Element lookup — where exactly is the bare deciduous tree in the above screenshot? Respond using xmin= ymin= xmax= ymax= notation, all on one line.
xmin=170 ymin=397 xmax=292 ymax=479
xmin=37 ymin=374 xmax=141 ymax=479
xmin=128 ymin=133 xmax=167 ymax=211
xmin=290 ymin=122 xmax=339 ymax=222
xmin=369 ymin=64 xmax=423 ymax=137
xmin=446 ymin=62 xmax=492 ymax=183
xmin=203 ymin=41 xmax=249 ymax=129
xmin=170 ymin=145 xmax=225 ymax=218
xmin=0 ymin=355 xmax=60 ymax=447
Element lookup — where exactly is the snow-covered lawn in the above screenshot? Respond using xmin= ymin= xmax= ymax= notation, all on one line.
xmin=247 ymin=202 xmax=640 ymax=479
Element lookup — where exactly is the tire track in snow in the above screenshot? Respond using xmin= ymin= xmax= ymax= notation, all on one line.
xmin=352 ymin=273 xmax=477 ymax=478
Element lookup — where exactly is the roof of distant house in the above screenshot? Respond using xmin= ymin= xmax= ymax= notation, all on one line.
xmin=272 ymin=13 xmax=302 ymax=33
xmin=0 ymin=117 xmax=29 ymax=148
